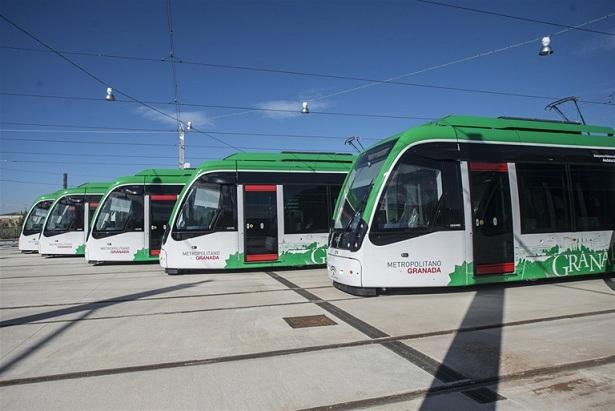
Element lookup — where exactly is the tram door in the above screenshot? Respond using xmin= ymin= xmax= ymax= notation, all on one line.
xmin=149 ymin=194 xmax=178 ymax=256
xmin=469 ymin=163 xmax=514 ymax=275
xmin=243 ymin=185 xmax=278 ymax=262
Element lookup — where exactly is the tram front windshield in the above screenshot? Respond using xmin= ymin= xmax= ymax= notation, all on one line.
xmin=44 ymin=196 xmax=84 ymax=235
xmin=94 ymin=187 xmax=143 ymax=234
xmin=23 ymin=200 xmax=54 ymax=235
xmin=333 ymin=140 xmax=396 ymax=229
xmin=174 ymin=182 xmax=237 ymax=235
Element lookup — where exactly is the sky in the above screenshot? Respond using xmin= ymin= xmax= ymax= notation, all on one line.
xmin=1 ymin=0 xmax=614 ymax=213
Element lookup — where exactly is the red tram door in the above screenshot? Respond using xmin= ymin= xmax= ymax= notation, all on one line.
xmin=469 ymin=163 xmax=515 ymax=275
xmin=243 ymin=185 xmax=278 ymax=262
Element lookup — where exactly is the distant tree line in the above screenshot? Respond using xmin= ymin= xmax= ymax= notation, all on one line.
xmin=0 ymin=213 xmax=25 ymax=239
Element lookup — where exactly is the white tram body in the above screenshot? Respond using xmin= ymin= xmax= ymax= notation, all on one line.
xmin=160 ymin=152 xmax=354 ymax=273
xmin=38 ymin=182 xmax=110 ymax=256
xmin=85 ymin=169 xmax=193 ymax=263
xmin=18 ymin=191 xmax=60 ymax=252
xmin=327 ymin=116 xmax=615 ymax=295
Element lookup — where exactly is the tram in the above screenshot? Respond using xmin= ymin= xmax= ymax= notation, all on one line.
xmin=18 ymin=190 xmax=62 ymax=252
xmin=327 ymin=115 xmax=615 ymax=295
xmin=160 ymin=152 xmax=354 ymax=273
xmin=86 ymin=168 xmax=194 ymax=263
xmin=38 ymin=182 xmax=110 ymax=256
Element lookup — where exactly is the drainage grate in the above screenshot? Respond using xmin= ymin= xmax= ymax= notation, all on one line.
xmin=461 ymin=387 xmax=506 ymax=404
xmin=283 ymin=315 xmax=337 ymax=328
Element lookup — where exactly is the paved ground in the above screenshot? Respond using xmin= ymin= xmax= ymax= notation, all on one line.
xmin=0 ymin=241 xmax=614 ymax=410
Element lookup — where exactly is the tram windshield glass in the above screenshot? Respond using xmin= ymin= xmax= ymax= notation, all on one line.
xmin=44 ymin=196 xmax=84 ymax=235
xmin=174 ymin=182 xmax=237 ymax=236
xmin=93 ymin=186 xmax=144 ymax=235
xmin=23 ymin=200 xmax=54 ymax=235
xmin=333 ymin=140 xmax=396 ymax=229
xmin=374 ymin=162 xmax=443 ymax=230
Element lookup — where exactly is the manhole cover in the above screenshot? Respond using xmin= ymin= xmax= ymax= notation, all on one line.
xmin=283 ymin=314 xmax=337 ymax=328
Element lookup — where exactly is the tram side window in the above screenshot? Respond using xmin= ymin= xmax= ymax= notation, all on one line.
xmin=570 ymin=165 xmax=615 ymax=231
xmin=516 ymin=164 xmax=571 ymax=233
xmin=175 ymin=183 xmax=237 ymax=234
xmin=372 ymin=155 xmax=463 ymax=239
xmin=86 ymin=195 xmax=103 ymax=224
xmin=284 ymin=185 xmax=329 ymax=234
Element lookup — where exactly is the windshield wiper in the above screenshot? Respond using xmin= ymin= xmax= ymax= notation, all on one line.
xmin=341 ymin=177 xmax=375 ymax=234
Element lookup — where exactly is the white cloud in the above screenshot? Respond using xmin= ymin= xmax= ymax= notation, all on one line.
xmin=134 ymin=106 xmax=213 ymax=127
xmin=255 ymin=99 xmax=331 ymax=119
xmin=577 ymin=33 xmax=615 ymax=55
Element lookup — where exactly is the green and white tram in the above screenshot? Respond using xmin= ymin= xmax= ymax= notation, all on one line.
xmin=18 ymin=190 xmax=63 ymax=252
xmin=39 ymin=182 xmax=111 ymax=256
xmin=86 ymin=168 xmax=194 ymax=263
xmin=328 ymin=116 xmax=615 ymax=295
xmin=161 ymin=152 xmax=354 ymax=274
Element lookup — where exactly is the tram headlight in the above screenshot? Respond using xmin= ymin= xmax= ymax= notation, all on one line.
xmin=348 ymin=218 xmax=368 ymax=252
xmin=162 ymin=225 xmax=171 ymax=245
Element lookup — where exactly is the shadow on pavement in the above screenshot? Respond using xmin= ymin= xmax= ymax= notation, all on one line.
xmin=419 ymin=287 xmax=505 ymax=409
xmin=0 ymin=280 xmax=210 ymax=376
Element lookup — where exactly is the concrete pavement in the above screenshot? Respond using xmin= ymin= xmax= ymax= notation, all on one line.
xmin=1 ymin=243 xmax=613 ymax=410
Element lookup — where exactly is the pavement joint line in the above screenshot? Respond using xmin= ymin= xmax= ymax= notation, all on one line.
xmin=0 ymin=286 xmax=334 ymax=311
xmin=0 ymin=321 xmax=612 ymax=389
xmin=1 ymin=263 xmax=91 ymax=269
xmin=264 ymin=271 xmax=467 ymax=382
xmin=0 ymin=265 xmax=612 ymax=388
xmin=0 ymin=274 xmax=183 ymax=285
xmin=551 ymin=283 xmax=615 ymax=297
xmin=0 ymin=270 xmax=162 ymax=280
xmin=298 ymin=355 xmax=615 ymax=411
xmin=264 ymin=271 xmax=615 ymax=402
xmin=0 ymin=297 xmax=360 ymax=327
xmin=0 ymin=322 xmax=50 ymax=363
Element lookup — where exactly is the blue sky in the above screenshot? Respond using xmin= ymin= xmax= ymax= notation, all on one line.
xmin=1 ymin=0 xmax=614 ymax=213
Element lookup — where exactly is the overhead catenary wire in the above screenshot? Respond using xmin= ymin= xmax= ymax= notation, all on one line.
xmin=0 ymin=13 xmax=244 ymax=153
xmin=0 ymin=178 xmax=63 ymax=186
xmin=0 ymin=166 xmax=110 ymax=179
xmin=1 ymin=150 xmax=219 ymax=160
xmin=0 ymin=128 xmax=379 ymax=141
xmin=0 ymin=136 xmax=356 ymax=152
xmin=0 ymin=121 xmax=379 ymax=140
xmin=1 ymin=49 xmax=613 ymax=107
xmin=0 ymin=92 xmax=443 ymax=119
xmin=309 ymin=11 xmax=615 ymax=102
xmin=2 ymin=159 xmax=177 ymax=167
xmin=165 ymin=0 xmax=182 ymax=129
xmin=416 ymin=0 xmax=615 ymax=36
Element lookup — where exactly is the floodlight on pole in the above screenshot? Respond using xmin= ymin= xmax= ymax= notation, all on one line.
xmin=539 ymin=36 xmax=553 ymax=56
xmin=301 ymin=101 xmax=310 ymax=114
xmin=105 ymin=87 xmax=115 ymax=101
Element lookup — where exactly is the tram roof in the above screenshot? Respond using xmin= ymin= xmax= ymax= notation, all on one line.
xmin=375 ymin=115 xmax=615 ymax=149
xmin=57 ymin=182 xmax=112 ymax=197
xmin=32 ymin=189 xmax=65 ymax=204
xmin=105 ymin=168 xmax=196 ymax=188
xmin=193 ymin=151 xmax=355 ymax=173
